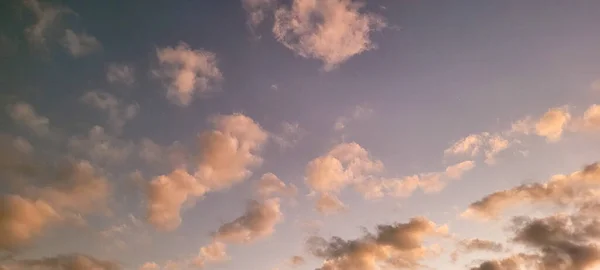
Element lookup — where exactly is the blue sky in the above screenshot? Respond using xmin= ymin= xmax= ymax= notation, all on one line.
xmin=1 ymin=0 xmax=600 ymax=269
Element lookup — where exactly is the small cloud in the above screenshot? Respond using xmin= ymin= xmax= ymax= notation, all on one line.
xmin=7 ymin=102 xmax=51 ymax=137
xmin=22 ymin=0 xmax=72 ymax=46
xmin=272 ymin=121 xmax=304 ymax=149
xmin=154 ymin=42 xmax=222 ymax=106
xmin=534 ymin=106 xmax=571 ymax=142
xmin=107 ymin=63 xmax=135 ymax=86
xmin=61 ymin=29 xmax=102 ymax=57
xmin=80 ymin=91 xmax=139 ymax=133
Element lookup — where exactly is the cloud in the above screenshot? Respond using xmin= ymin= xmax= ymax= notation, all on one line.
xmin=0 ymin=195 xmax=59 ymax=251
xmin=155 ymin=42 xmax=222 ymax=106
xmin=138 ymin=262 xmax=159 ymax=270
xmin=22 ymin=0 xmax=71 ymax=46
xmin=106 ymin=63 xmax=135 ymax=86
xmin=581 ymin=104 xmax=600 ymax=130
xmin=273 ymin=0 xmax=386 ymax=70
xmin=289 ymin=255 xmax=305 ymax=266
xmin=315 ymin=193 xmax=346 ymax=214
xmin=272 ymin=121 xmax=304 ymax=149
xmin=445 ymin=133 xmax=510 ymax=164
xmin=534 ymin=107 xmax=571 ymax=142
xmin=306 ymin=142 xmax=383 ymax=194
xmin=7 ymin=102 xmax=51 ymax=137
xmin=307 ymin=217 xmax=447 ymax=270
xmin=193 ymin=241 xmax=229 ymax=268
xmin=445 ymin=160 xmax=475 ymax=180
xmin=0 ymin=135 xmax=37 ymax=182
xmin=68 ymin=126 xmax=134 ymax=164
xmin=0 ymin=253 xmax=121 ymax=270
xmin=80 ymin=91 xmax=139 ymax=132
xmin=463 ymin=162 xmax=600 ymax=219
xmin=215 ymin=198 xmax=283 ymax=243
xmin=147 ymin=169 xmax=207 ymax=231
xmin=255 ymin=173 xmax=297 ymax=198
xmin=61 ymin=29 xmax=102 ymax=57
xmin=147 ymin=114 xmax=268 ymax=230
xmin=334 ymin=105 xmax=373 ymax=131
xmin=450 ymin=238 xmax=504 ymax=262
xmin=242 ymin=0 xmax=277 ymax=29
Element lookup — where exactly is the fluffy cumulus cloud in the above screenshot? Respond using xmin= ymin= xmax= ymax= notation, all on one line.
xmin=307 ymin=217 xmax=447 ymax=270
xmin=215 ymin=198 xmax=283 ymax=243
xmin=147 ymin=114 xmax=268 ymax=230
xmin=155 ymin=42 xmax=222 ymax=106
xmin=255 ymin=172 xmax=297 ymax=198
xmin=581 ymin=104 xmax=600 ymax=130
xmin=193 ymin=241 xmax=229 ymax=268
xmin=463 ymin=162 xmax=600 ymax=219
xmin=61 ymin=29 xmax=102 ymax=57
xmin=0 ymin=253 xmax=121 ymax=270
xmin=7 ymin=102 xmax=51 ymax=137
xmin=0 ymin=159 xmax=110 ymax=251
xmin=273 ymin=0 xmax=386 ymax=70
xmin=80 ymin=91 xmax=139 ymax=132
xmin=534 ymin=107 xmax=571 ymax=142
xmin=106 ymin=63 xmax=135 ymax=86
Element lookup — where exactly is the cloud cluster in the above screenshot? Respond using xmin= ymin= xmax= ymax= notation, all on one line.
xmin=0 ymin=160 xmax=110 ymax=250
xmin=155 ymin=43 xmax=222 ymax=106
xmin=147 ymin=114 xmax=268 ymax=230
xmin=307 ymin=217 xmax=447 ymax=270
xmin=80 ymin=91 xmax=139 ymax=132
xmin=0 ymin=253 xmax=121 ymax=270
xmin=463 ymin=162 xmax=600 ymax=219
xmin=273 ymin=0 xmax=386 ymax=70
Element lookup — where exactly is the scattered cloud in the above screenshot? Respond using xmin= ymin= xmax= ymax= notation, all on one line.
xmin=7 ymin=102 xmax=51 ymax=137
xmin=315 ymin=193 xmax=346 ymax=214
xmin=193 ymin=241 xmax=229 ymax=268
xmin=22 ymin=0 xmax=71 ymax=46
xmin=273 ymin=0 xmax=386 ymax=70
xmin=155 ymin=42 xmax=223 ymax=106
xmin=215 ymin=198 xmax=283 ymax=243
xmin=451 ymin=238 xmax=504 ymax=262
xmin=255 ymin=172 xmax=297 ymax=199
xmin=334 ymin=104 xmax=373 ymax=131
xmin=242 ymin=0 xmax=277 ymax=30
xmin=307 ymin=217 xmax=447 ymax=270
xmin=462 ymin=162 xmax=600 ymax=220
xmin=61 ymin=29 xmax=102 ymax=57
xmin=68 ymin=126 xmax=134 ymax=164
xmin=445 ymin=133 xmax=510 ymax=164
xmin=534 ymin=107 xmax=571 ymax=142
xmin=147 ymin=114 xmax=268 ymax=230
xmin=80 ymin=91 xmax=140 ymax=133
xmin=107 ymin=63 xmax=135 ymax=86
xmin=272 ymin=121 xmax=304 ymax=149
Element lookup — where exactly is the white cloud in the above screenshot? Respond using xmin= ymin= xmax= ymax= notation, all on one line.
xmin=193 ymin=241 xmax=229 ymax=268
xmin=7 ymin=102 xmax=51 ymax=137
xmin=107 ymin=63 xmax=135 ymax=86
xmin=445 ymin=132 xmax=510 ymax=164
xmin=445 ymin=160 xmax=476 ymax=180
xmin=81 ymin=91 xmax=139 ymax=132
xmin=155 ymin=42 xmax=222 ymax=106
xmin=273 ymin=0 xmax=386 ymax=70
xmin=62 ymin=29 xmax=102 ymax=57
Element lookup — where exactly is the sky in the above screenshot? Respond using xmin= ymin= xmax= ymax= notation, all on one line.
xmin=1 ymin=0 xmax=600 ymax=269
